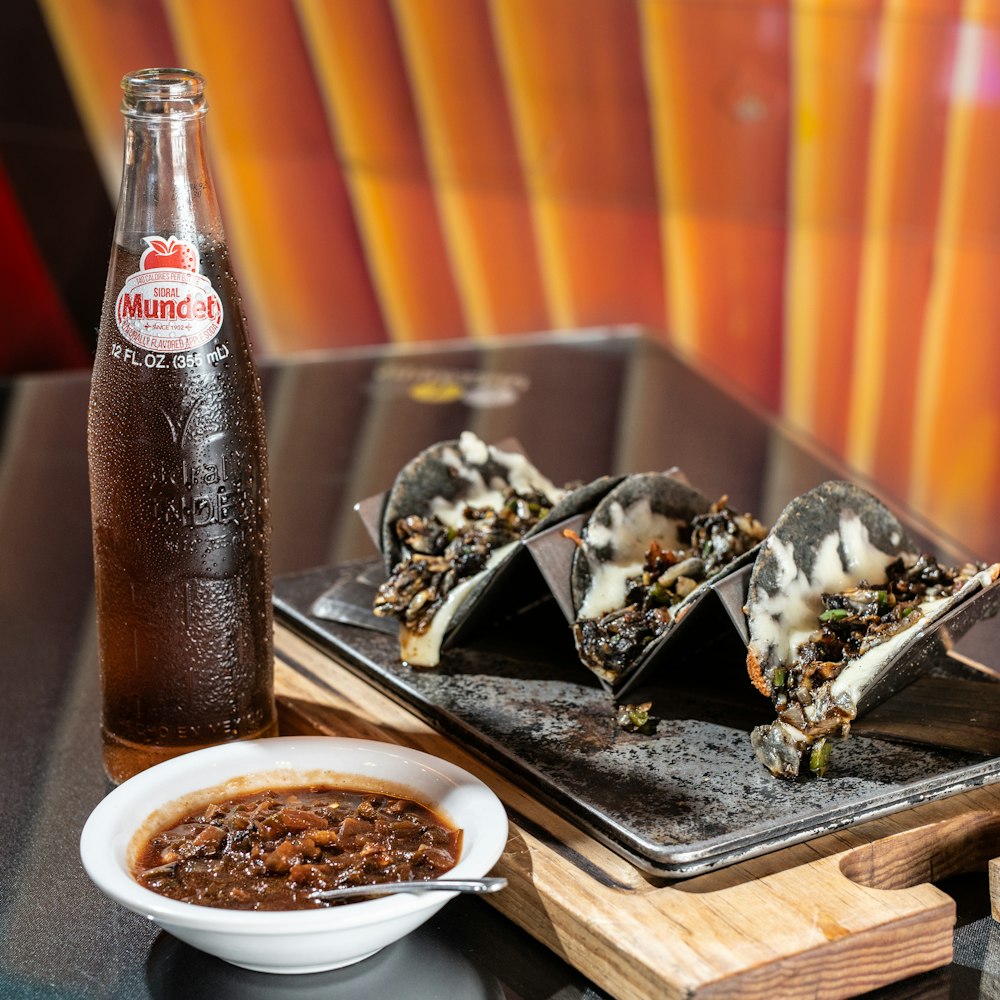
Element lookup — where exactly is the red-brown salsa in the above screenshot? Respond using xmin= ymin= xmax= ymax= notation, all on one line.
xmin=132 ymin=785 xmax=462 ymax=910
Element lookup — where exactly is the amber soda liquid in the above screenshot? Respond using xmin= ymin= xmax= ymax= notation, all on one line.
xmin=88 ymin=70 xmax=277 ymax=783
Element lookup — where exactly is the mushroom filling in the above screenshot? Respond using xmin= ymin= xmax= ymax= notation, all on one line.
xmin=573 ymin=500 xmax=767 ymax=682
xmin=373 ymin=488 xmax=553 ymax=637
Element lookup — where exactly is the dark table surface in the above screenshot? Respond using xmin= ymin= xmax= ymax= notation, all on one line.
xmin=2 ymin=327 xmax=999 ymax=999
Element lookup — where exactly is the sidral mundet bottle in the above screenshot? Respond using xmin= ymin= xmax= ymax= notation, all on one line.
xmin=88 ymin=68 xmax=277 ymax=784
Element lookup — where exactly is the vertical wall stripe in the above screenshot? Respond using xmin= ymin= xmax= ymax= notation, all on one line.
xmin=491 ymin=0 xmax=664 ymax=333
xmin=783 ymin=0 xmax=880 ymax=453
xmin=642 ymin=0 xmax=788 ymax=408
xmin=165 ymin=0 xmax=386 ymax=354
xmin=847 ymin=0 xmax=959 ymax=499
xmin=37 ymin=0 xmax=178 ymax=198
xmin=910 ymin=1 xmax=1000 ymax=556
xmin=296 ymin=0 xmax=466 ymax=343
xmin=392 ymin=0 xmax=547 ymax=338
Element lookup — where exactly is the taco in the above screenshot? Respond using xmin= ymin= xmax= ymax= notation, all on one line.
xmin=372 ymin=432 xmax=612 ymax=667
xmin=569 ymin=473 xmax=768 ymax=687
xmin=745 ymin=480 xmax=1000 ymax=779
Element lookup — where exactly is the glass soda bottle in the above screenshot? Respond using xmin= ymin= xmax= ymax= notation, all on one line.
xmin=88 ymin=68 xmax=277 ymax=783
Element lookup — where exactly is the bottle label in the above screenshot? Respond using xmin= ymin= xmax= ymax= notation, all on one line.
xmin=115 ymin=236 xmax=224 ymax=352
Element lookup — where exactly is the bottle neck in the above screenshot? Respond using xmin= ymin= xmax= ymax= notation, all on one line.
xmin=114 ymin=70 xmax=223 ymax=253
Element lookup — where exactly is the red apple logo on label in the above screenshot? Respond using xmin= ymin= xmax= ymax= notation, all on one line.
xmin=140 ymin=236 xmax=198 ymax=272
xmin=115 ymin=233 xmax=223 ymax=353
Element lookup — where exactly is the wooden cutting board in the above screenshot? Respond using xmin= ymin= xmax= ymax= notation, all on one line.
xmin=274 ymin=622 xmax=1000 ymax=1000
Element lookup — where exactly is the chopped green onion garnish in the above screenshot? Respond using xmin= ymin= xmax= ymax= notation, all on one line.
xmin=819 ymin=608 xmax=850 ymax=622
xmin=629 ymin=706 xmax=649 ymax=728
xmin=809 ymin=740 xmax=832 ymax=777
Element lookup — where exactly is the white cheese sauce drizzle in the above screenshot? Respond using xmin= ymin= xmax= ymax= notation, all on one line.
xmin=747 ymin=512 xmax=903 ymax=669
xmin=429 ymin=432 xmax=566 ymax=528
xmin=577 ymin=497 xmax=685 ymax=619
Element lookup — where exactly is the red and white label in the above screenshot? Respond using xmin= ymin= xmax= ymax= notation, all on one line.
xmin=115 ymin=236 xmax=223 ymax=352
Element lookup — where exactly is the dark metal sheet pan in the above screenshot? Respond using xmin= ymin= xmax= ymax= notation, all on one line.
xmin=274 ymin=560 xmax=1000 ymax=879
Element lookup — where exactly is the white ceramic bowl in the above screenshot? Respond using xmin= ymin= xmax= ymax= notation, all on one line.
xmin=80 ymin=736 xmax=509 ymax=974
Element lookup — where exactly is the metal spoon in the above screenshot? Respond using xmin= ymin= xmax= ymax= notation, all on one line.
xmin=308 ymin=876 xmax=507 ymax=902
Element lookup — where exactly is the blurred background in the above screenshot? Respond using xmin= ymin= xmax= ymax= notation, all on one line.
xmin=2 ymin=0 xmax=999 ymax=557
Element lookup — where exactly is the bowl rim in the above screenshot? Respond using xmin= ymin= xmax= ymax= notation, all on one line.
xmin=80 ymin=735 xmax=509 ymax=934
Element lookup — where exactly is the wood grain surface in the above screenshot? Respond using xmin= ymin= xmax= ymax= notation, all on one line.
xmin=274 ymin=622 xmax=1000 ymax=1000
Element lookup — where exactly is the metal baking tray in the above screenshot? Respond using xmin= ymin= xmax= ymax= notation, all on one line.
xmin=273 ymin=559 xmax=1000 ymax=879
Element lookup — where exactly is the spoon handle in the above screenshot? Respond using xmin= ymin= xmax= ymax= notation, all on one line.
xmin=308 ymin=876 xmax=508 ymax=901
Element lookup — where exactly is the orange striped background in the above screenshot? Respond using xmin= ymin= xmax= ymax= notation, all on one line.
xmin=11 ymin=0 xmax=1000 ymax=558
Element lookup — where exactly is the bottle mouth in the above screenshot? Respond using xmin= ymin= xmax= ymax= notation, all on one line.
xmin=121 ymin=68 xmax=208 ymax=118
